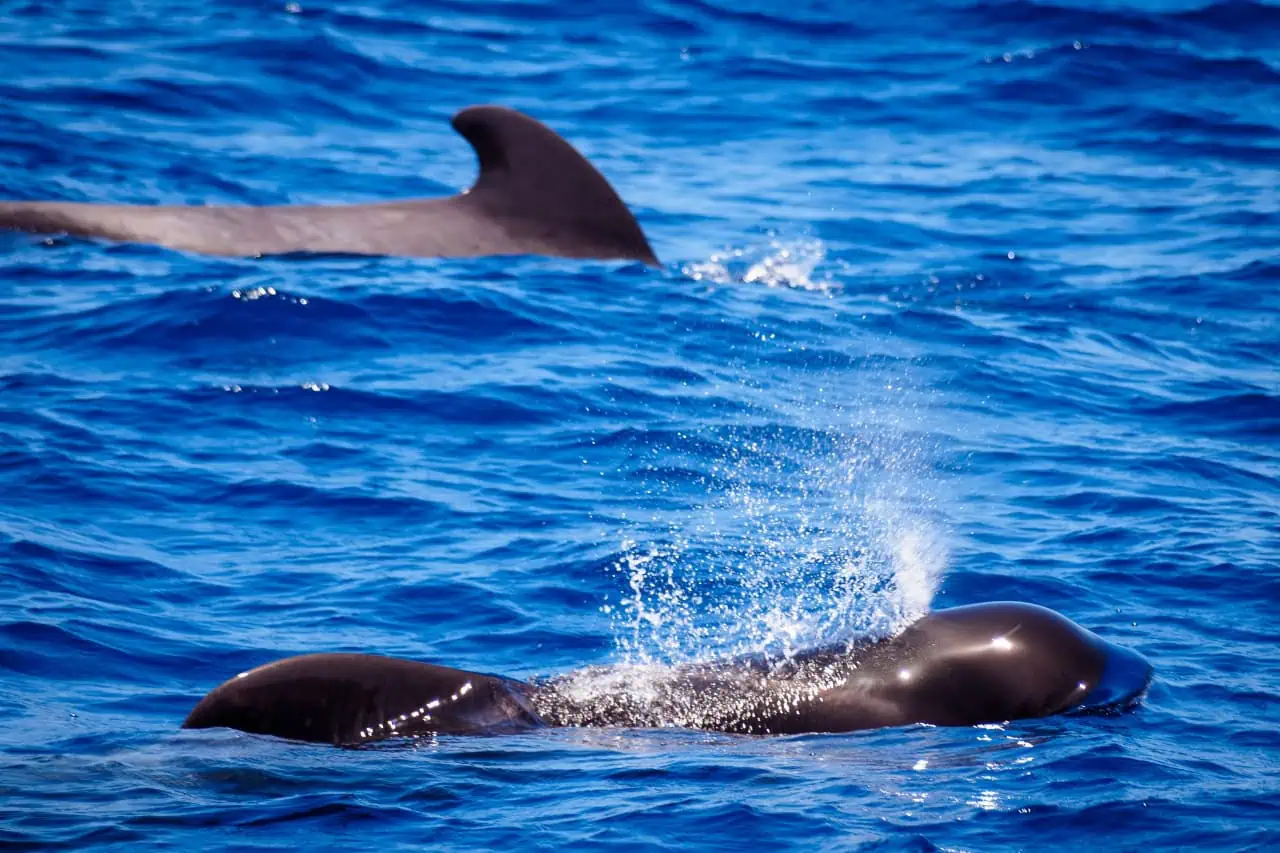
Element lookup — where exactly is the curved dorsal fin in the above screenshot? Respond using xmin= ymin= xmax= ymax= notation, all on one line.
xmin=451 ymin=106 xmax=659 ymax=266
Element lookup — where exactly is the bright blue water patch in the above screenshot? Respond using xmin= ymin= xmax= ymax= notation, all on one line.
xmin=1 ymin=0 xmax=1278 ymax=849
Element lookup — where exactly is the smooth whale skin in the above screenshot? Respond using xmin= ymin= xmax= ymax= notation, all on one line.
xmin=0 ymin=106 xmax=659 ymax=265
xmin=182 ymin=653 xmax=543 ymax=745
xmin=182 ymin=602 xmax=1152 ymax=745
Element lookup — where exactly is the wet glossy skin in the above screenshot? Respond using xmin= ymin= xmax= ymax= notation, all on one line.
xmin=533 ymin=602 xmax=1152 ymax=734
xmin=183 ymin=654 xmax=541 ymax=745
xmin=183 ymin=602 xmax=1152 ymax=745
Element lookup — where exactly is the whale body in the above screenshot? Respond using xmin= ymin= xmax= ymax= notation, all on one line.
xmin=0 ymin=106 xmax=659 ymax=265
xmin=182 ymin=602 xmax=1152 ymax=745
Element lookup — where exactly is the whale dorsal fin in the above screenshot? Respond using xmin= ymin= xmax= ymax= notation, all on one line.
xmin=0 ymin=106 xmax=660 ymax=264
xmin=450 ymin=106 xmax=658 ymax=266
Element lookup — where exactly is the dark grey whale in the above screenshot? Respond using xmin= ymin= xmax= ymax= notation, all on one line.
xmin=182 ymin=602 xmax=1152 ymax=745
xmin=0 ymin=106 xmax=659 ymax=265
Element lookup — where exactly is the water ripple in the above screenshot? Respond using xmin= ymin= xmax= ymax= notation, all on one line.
xmin=0 ymin=0 xmax=1278 ymax=849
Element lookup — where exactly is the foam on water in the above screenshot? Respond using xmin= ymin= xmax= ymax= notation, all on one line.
xmin=684 ymin=237 xmax=840 ymax=293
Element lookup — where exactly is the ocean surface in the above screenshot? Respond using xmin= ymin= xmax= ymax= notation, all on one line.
xmin=1 ymin=0 xmax=1278 ymax=849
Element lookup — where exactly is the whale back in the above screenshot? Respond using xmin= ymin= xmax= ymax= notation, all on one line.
xmin=181 ymin=653 xmax=542 ymax=745
xmin=180 ymin=604 xmax=1152 ymax=744
xmin=531 ymin=602 xmax=1151 ymax=735
xmin=0 ymin=106 xmax=659 ymax=264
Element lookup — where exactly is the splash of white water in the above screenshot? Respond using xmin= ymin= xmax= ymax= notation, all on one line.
xmin=683 ymin=237 xmax=840 ymax=294
xmin=607 ymin=409 xmax=948 ymax=667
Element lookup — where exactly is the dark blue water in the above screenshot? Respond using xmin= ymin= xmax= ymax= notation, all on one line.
xmin=2 ymin=0 xmax=1278 ymax=849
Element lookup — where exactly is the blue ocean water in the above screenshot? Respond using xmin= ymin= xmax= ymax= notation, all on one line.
xmin=1 ymin=0 xmax=1278 ymax=848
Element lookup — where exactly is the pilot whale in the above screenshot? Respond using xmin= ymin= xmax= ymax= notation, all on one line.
xmin=0 ymin=106 xmax=659 ymax=265
xmin=182 ymin=602 xmax=1152 ymax=745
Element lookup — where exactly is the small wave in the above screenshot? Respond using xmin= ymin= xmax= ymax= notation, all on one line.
xmin=198 ymin=382 xmax=574 ymax=427
xmin=958 ymin=0 xmax=1260 ymax=39
xmin=1142 ymin=392 xmax=1280 ymax=438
